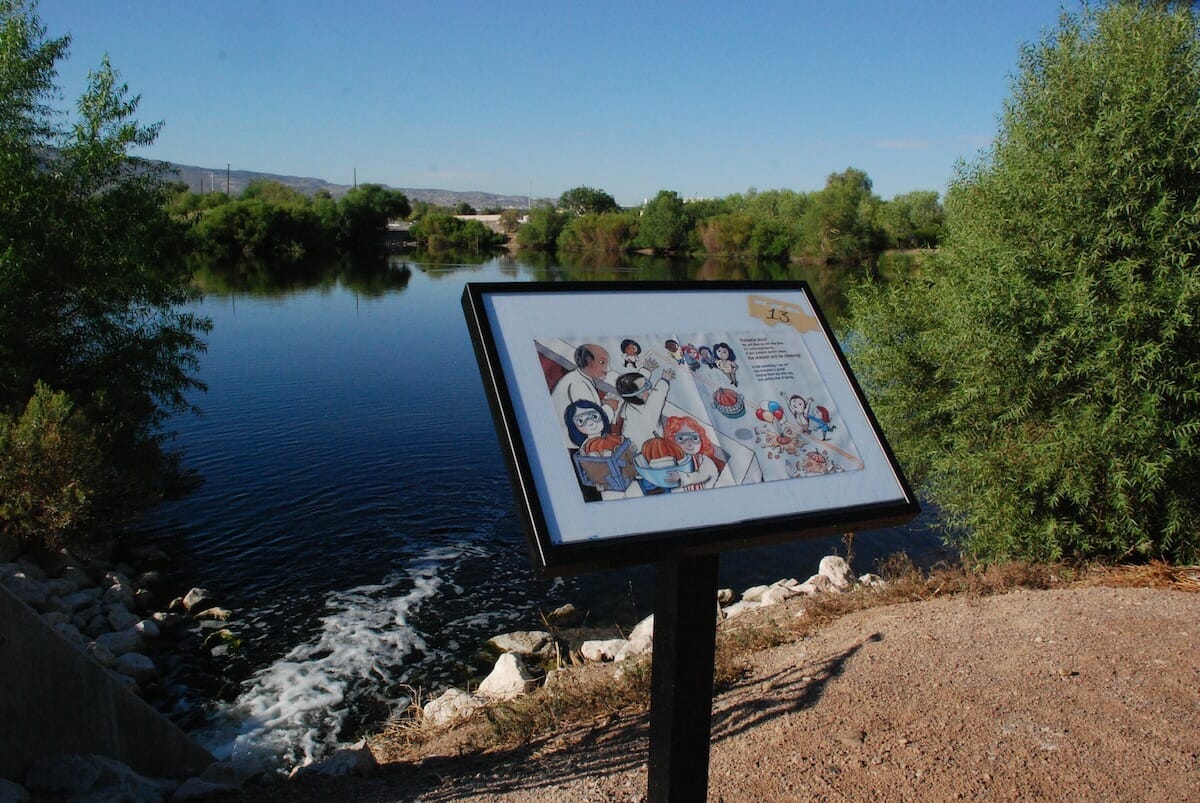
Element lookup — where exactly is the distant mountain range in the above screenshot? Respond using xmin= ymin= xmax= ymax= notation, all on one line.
xmin=166 ymin=161 xmax=540 ymax=209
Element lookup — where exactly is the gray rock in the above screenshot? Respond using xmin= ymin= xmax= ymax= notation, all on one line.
xmin=193 ymin=606 xmax=232 ymax=621
xmin=42 ymin=577 xmax=77 ymax=597
xmin=59 ymin=565 xmax=93 ymax=590
xmin=82 ymin=612 xmax=110 ymax=638
xmin=2 ymin=573 xmax=48 ymax=607
xmin=115 ymin=652 xmax=158 ymax=685
xmin=859 ymin=572 xmax=886 ymax=588
xmin=546 ymin=602 xmax=581 ymax=624
xmin=40 ymin=610 xmax=71 ymax=626
xmin=291 ymin=739 xmax=377 ymax=778
xmin=740 ymin=584 xmax=770 ymax=603
xmin=134 ymin=618 xmax=161 ymax=638
xmin=173 ymin=777 xmax=239 ymax=801
xmin=53 ymin=621 xmax=90 ymax=650
xmin=487 ymin=630 xmax=553 ymax=658
xmin=16 ymin=558 xmax=46 ymax=582
xmin=134 ymin=587 xmax=156 ymax=612
xmin=134 ymin=569 xmax=166 ymax=590
xmin=423 ymin=687 xmax=483 ymax=727
xmin=102 ymin=582 xmax=136 ymax=609
xmin=107 ymin=606 xmax=141 ymax=631
xmin=151 ymin=610 xmax=186 ymax=629
xmin=798 ymin=573 xmax=835 ymax=595
xmin=202 ymin=628 xmax=237 ymax=651
xmin=85 ymin=641 xmax=117 ymax=668
xmin=183 ymin=587 xmax=217 ymax=611
xmin=761 ymin=583 xmax=801 ymax=606
xmin=24 ymin=753 xmax=176 ymax=801
xmin=616 ymin=615 xmax=654 ymax=661
xmin=95 ymin=628 xmax=144 ymax=656
xmin=580 ymin=638 xmax=628 ymax=662
xmin=721 ymin=600 xmax=762 ymax=619
xmin=59 ymin=587 xmax=102 ymax=611
xmin=818 ymin=555 xmax=854 ymax=590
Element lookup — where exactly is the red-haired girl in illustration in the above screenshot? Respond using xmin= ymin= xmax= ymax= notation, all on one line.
xmin=663 ymin=415 xmax=722 ymax=491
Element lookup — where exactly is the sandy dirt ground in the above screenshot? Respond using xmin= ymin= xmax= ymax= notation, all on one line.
xmin=236 ymin=585 xmax=1199 ymax=801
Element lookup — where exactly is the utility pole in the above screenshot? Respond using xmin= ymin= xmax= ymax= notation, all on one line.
xmin=353 ymin=167 xmax=357 ymax=189
xmin=226 ymin=163 xmax=231 ymax=196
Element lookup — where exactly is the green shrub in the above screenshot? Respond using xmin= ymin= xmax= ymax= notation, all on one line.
xmin=849 ymin=2 xmax=1200 ymax=564
xmin=0 ymin=384 xmax=133 ymax=552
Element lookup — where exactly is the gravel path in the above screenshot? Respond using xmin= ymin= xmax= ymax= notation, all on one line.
xmin=238 ymin=585 xmax=1200 ymax=801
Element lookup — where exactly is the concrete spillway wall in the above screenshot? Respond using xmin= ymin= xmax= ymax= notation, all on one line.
xmin=0 ymin=584 xmax=213 ymax=781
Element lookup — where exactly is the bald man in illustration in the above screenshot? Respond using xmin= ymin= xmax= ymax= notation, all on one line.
xmin=551 ymin=344 xmax=620 ymax=448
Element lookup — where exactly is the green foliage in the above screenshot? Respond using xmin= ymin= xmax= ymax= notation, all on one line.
xmin=556 ymin=211 xmax=638 ymax=253
xmin=0 ymin=0 xmax=209 ymax=550
xmin=515 ymin=203 xmax=567 ymax=250
xmin=180 ymin=181 xmax=411 ymax=260
xmin=557 ymin=185 xmax=619 ymax=216
xmin=0 ymin=384 xmax=146 ymax=551
xmin=408 ymin=212 xmax=505 ymax=251
xmin=635 ymin=190 xmax=689 ymax=253
xmin=879 ymin=190 xmax=944 ymax=249
xmin=799 ymin=168 xmax=886 ymax=263
xmin=849 ymin=1 xmax=1200 ymax=564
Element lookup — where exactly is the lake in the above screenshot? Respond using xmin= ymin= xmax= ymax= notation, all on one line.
xmin=137 ymin=251 xmax=947 ymax=767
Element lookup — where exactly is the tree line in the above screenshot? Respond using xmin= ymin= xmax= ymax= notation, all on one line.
xmin=170 ymin=171 xmax=942 ymax=264
xmin=521 ymin=175 xmax=944 ymax=263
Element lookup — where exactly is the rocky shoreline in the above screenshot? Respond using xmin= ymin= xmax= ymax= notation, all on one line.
xmin=0 ymin=540 xmax=879 ymax=800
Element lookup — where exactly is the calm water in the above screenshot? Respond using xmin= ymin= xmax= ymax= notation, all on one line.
xmin=138 ymin=252 xmax=946 ymax=766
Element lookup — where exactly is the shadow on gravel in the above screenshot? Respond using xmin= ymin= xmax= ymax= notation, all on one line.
xmin=710 ymin=632 xmax=883 ymax=744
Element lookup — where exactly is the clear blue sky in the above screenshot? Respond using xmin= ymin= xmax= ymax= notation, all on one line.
xmin=37 ymin=0 xmax=1069 ymax=206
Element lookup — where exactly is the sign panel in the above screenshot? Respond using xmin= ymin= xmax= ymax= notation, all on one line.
xmin=462 ymin=281 xmax=919 ymax=575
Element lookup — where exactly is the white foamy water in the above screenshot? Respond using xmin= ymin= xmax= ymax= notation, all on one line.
xmin=199 ymin=547 xmax=463 ymax=769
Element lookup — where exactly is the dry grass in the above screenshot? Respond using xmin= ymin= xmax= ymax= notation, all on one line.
xmin=370 ymin=555 xmax=1199 ymax=763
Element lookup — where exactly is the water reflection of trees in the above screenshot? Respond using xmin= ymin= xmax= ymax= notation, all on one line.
xmin=190 ymin=248 xmax=922 ymax=329
xmin=191 ymin=253 xmax=413 ymax=297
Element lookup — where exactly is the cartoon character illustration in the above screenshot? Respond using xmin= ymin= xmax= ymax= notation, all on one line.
xmin=787 ymin=394 xmax=812 ymax=434
xmin=680 ymin=343 xmax=701 ymax=371
xmin=664 ymin=339 xmax=684 ymax=365
xmin=713 ymin=342 xmax=738 ymax=387
xmin=663 ymin=416 xmax=722 ymax=491
xmin=697 ymin=345 xmax=716 ymax=369
xmin=635 ymin=436 xmax=687 ymax=491
xmin=550 ymin=343 xmax=618 ymax=448
xmin=619 ymin=338 xmax=642 ymax=369
xmin=788 ymin=448 xmax=843 ymax=477
xmin=614 ymin=358 xmax=674 ymax=451
xmin=564 ymin=398 xmax=610 ymax=447
xmin=807 ymin=404 xmax=836 ymax=440
xmin=565 ymin=400 xmax=637 ymax=494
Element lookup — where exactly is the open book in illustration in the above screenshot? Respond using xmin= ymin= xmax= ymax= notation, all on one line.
xmin=537 ymin=324 xmax=864 ymax=504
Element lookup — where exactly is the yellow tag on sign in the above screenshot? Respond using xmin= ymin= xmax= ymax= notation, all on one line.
xmin=747 ymin=295 xmax=819 ymax=333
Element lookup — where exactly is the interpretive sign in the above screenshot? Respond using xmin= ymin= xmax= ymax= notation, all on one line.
xmin=462 ymin=281 xmax=919 ymax=575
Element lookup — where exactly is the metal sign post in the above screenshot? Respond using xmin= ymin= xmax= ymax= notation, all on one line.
xmin=648 ymin=554 xmax=720 ymax=802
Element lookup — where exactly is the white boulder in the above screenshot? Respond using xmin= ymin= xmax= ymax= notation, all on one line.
xmin=818 ymin=555 xmax=854 ymax=590
xmin=616 ymin=615 xmax=654 ymax=661
xmin=580 ymin=638 xmax=628 ymax=662
xmin=423 ymin=687 xmax=483 ymax=726
xmin=478 ymin=652 xmax=536 ymax=699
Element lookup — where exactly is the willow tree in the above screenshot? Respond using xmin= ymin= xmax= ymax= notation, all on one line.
xmin=849 ymin=1 xmax=1200 ymax=563
xmin=1 ymin=0 xmax=209 ymax=549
